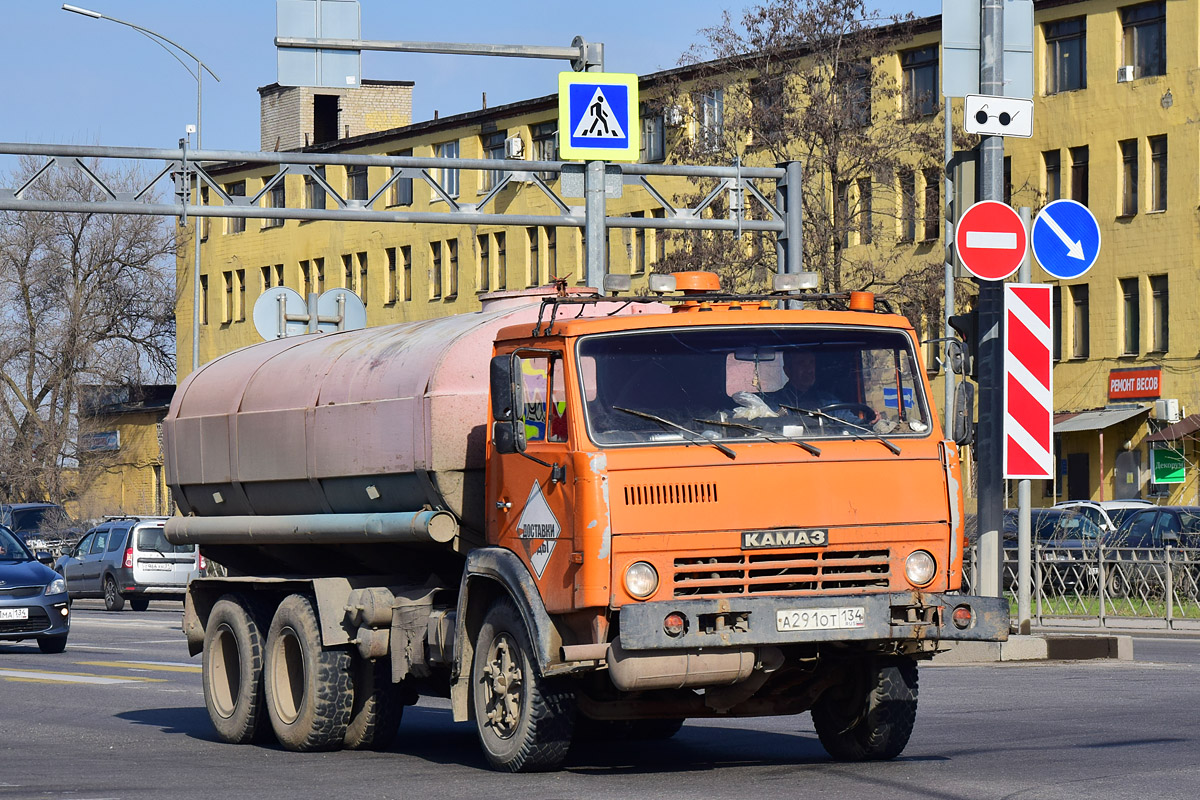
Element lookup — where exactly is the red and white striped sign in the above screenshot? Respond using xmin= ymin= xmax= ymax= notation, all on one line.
xmin=1004 ymin=284 xmax=1054 ymax=479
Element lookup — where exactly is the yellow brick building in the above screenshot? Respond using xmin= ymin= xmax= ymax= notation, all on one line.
xmin=175 ymin=0 xmax=1200 ymax=508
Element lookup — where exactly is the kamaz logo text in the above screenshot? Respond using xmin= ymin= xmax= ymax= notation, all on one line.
xmin=741 ymin=529 xmax=828 ymax=549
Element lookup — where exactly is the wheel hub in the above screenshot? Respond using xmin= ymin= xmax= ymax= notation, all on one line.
xmin=480 ymin=633 xmax=524 ymax=739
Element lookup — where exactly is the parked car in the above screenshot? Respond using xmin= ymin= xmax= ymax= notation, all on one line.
xmin=1053 ymin=499 xmax=1154 ymax=536
xmin=0 ymin=502 xmax=82 ymax=556
xmin=54 ymin=516 xmax=204 ymax=611
xmin=1113 ymin=506 xmax=1200 ymax=549
xmin=0 ymin=524 xmax=70 ymax=652
xmin=1002 ymin=507 xmax=1069 ymax=544
xmin=1102 ymin=506 xmax=1200 ymax=598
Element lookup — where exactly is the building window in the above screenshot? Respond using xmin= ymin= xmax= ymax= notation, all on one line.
xmin=386 ymin=247 xmax=397 ymax=304
xmin=226 ymin=181 xmax=245 ymax=234
xmin=857 ymin=178 xmax=873 ymax=245
xmin=901 ymin=45 xmax=938 ymax=118
xmin=1070 ymin=145 xmax=1089 ymax=205
xmin=199 ymin=187 xmax=210 ymax=241
xmin=390 ymin=149 xmax=413 ymax=206
xmin=1052 ymin=284 xmax=1062 ymax=361
xmin=263 ymin=180 xmax=286 ymax=229
xmin=481 ymin=131 xmax=507 ymax=192
xmin=547 ymin=227 xmax=558 ymax=279
xmin=1004 ymin=156 xmax=1012 ymax=206
xmin=630 ymin=212 xmax=647 ymax=274
xmin=495 ymin=232 xmax=507 ymax=290
xmin=839 ymin=62 xmax=872 ymax=127
xmin=446 ymin=240 xmax=459 ymax=299
xmin=836 ymin=180 xmax=851 ymax=247
xmin=1045 ymin=17 xmax=1086 ymax=94
xmin=899 ymin=169 xmax=916 ymax=241
xmin=357 ymin=252 xmax=368 ymax=304
xmin=436 ymin=141 xmax=460 ymax=198
xmin=299 ymin=260 xmax=311 ymax=297
xmin=342 ymin=254 xmax=356 ymax=295
xmin=1120 ymin=138 xmax=1138 ymax=216
xmin=347 ymin=165 xmax=368 ymax=202
xmin=532 ymin=122 xmax=557 ymax=180
xmin=1122 ymin=2 xmax=1166 ymax=79
xmin=694 ymin=88 xmax=724 ymax=152
xmin=478 ymin=234 xmax=490 ymax=293
xmin=314 ymin=257 xmax=325 ymax=294
xmin=236 ymin=269 xmax=246 ymax=321
xmin=1150 ymin=274 xmax=1169 ymax=351
xmin=1149 ymin=134 xmax=1167 ymax=211
xmin=222 ymin=270 xmax=233 ymax=323
xmin=199 ymin=274 xmax=209 ymax=324
xmin=1070 ymin=284 xmax=1090 ymax=358
xmin=430 ymin=241 xmax=443 ymax=300
xmin=260 ymin=265 xmax=273 ymax=291
xmin=401 ymin=246 xmax=412 ymax=301
xmin=527 ymin=227 xmax=539 ymax=287
xmin=306 ymin=167 xmax=326 ymax=210
xmin=922 ymin=168 xmax=940 ymax=241
xmin=652 ymin=208 xmax=666 ymax=264
xmin=641 ymin=106 xmax=665 ymax=163
xmin=749 ymin=75 xmax=785 ymax=144
xmin=1044 ymin=150 xmax=1061 ymax=201
xmin=1121 ymin=277 xmax=1140 ymax=355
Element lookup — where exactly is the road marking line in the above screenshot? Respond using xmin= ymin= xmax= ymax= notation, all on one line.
xmin=0 ymin=668 xmax=165 ymax=685
xmin=966 ymin=230 xmax=1018 ymax=250
xmin=77 ymin=660 xmax=201 ymax=674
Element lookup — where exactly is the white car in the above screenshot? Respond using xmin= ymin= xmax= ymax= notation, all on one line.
xmin=1052 ymin=500 xmax=1154 ymax=536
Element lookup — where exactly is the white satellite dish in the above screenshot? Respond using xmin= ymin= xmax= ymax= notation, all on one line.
xmin=252 ymin=287 xmax=309 ymax=340
xmin=315 ymin=288 xmax=367 ymax=333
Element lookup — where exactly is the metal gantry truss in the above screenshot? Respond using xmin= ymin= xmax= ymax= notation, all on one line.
xmin=0 ymin=142 xmax=804 ymax=285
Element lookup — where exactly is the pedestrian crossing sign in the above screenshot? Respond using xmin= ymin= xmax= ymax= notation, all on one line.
xmin=558 ymin=72 xmax=640 ymax=162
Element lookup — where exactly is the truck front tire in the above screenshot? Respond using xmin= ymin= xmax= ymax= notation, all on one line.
xmin=471 ymin=597 xmax=575 ymax=772
xmin=264 ymin=593 xmax=353 ymax=751
xmin=203 ymin=594 xmax=268 ymax=744
xmin=811 ymin=656 xmax=918 ymax=761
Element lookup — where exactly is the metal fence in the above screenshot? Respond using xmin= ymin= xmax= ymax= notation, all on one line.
xmin=962 ymin=544 xmax=1200 ymax=630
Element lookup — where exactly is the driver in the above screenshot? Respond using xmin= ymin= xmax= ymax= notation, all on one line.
xmin=768 ymin=350 xmax=878 ymax=424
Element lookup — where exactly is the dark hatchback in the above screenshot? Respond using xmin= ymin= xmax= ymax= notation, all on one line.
xmin=0 ymin=524 xmax=70 ymax=652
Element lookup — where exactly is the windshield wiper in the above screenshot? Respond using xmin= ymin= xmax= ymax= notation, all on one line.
xmin=614 ymin=406 xmax=737 ymax=459
xmin=695 ymin=418 xmax=821 ymax=456
xmin=779 ymin=404 xmax=902 ymax=456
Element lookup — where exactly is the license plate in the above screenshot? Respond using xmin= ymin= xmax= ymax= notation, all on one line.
xmin=140 ymin=562 xmax=171 ymax=571
xmin=0 ymin=608 xmax=29 ymax=621
xmin=776 ymin=605 xmax=865 ymax=632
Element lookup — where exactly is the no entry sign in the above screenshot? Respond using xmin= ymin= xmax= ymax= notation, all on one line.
xmin=956 ymin=200 xmax=1027 ymax=281
xmin=1003 ymin=284 xmax=1054 ymax=480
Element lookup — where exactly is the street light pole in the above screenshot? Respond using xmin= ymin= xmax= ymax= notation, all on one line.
xmin=62 ymin=4 xmax=219 ymax=376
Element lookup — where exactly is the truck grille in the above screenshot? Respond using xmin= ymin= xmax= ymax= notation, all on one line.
xmin=623 ymin=482 xmax=719 ymax=506
xmin=672 ymin=549 xmax=890 ymax=597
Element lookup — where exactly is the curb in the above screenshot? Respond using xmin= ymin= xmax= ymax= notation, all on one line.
xmin=931 ymin=633 xmax=1133 ymax=664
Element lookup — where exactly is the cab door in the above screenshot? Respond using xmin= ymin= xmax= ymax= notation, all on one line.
xmin=487 ymin=350 xmax=577 ymax=613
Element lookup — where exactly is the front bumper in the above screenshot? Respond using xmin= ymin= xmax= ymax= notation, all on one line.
xmin=617 ymin=591 xmax=1008 ymax=651
xmin=0 ymin=594 xmax=70 ymax=640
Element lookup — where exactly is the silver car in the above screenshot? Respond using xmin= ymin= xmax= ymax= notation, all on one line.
xmin=0 ymin=524 xmax=70 ymax=652
xmin=54 ymin=516 xmax=203 ymax=611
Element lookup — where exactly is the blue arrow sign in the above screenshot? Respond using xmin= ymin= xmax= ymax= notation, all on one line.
xmin=1031 ymin=199 xmax=1101 ymax=280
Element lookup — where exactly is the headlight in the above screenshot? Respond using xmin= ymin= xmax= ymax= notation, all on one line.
xmin=623 ymin=561 xmax=659 ymax=599
xmin=905 ymin=550 xmax=937 ymax=586
xmin=46 ymin=577 xmax=67 ymax=596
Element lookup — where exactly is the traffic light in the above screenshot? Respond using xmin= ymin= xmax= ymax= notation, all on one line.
xmin=947 ymin=309 xmax=979 ymax=380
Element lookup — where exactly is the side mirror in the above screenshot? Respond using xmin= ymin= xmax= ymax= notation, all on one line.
xmin=951 ymin=380 xmax=976 ymax=447
xmin=36 ymin=551 xmax=54 ymax=565
xmin=489 ymin=354 xmax=527 ymax=454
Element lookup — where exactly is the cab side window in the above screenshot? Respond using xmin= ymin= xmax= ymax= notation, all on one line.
xmin=519 ymin=356 xmax=567 ymax=444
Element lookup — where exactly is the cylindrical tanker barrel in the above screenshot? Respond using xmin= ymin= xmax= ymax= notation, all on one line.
xmin=165 ymin=510 xmax=458 ymax=547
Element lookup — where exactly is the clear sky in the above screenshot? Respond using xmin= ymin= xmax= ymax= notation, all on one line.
xmin=0 ymin=0 xmax=939 ymax=153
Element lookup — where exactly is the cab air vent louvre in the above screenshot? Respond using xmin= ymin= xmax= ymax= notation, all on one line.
xmin=623 ymin=483 xmax=719 ymax=506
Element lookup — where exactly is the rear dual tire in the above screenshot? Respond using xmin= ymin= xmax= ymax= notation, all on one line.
xmin=203 ymin=594 xmax=269 ymax=744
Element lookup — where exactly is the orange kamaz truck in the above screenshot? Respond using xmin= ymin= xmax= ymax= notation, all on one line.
xmin=163 ymin=272 xmax=1007 ymax=772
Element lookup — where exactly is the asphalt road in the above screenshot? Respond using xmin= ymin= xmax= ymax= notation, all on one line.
xmin=2 ymin=601 xmax=1199 ymax=800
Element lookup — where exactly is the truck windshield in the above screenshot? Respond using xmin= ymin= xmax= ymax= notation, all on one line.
xmin=577 ymin=326 xmax=931 ymax=446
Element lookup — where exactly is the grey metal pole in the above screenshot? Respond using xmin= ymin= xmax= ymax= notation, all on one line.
xmin=1016 ymin=206 xmax=1032 ymax=634
xmin=192 ymin=67 xmax=203 ymax=373
xmin=976 ymin=0 xmax=1006 ymax=598
xmin=783 ymin=161 xmax=803 ymax=276
xmin=943 ymin=103 xmax=956 ymax=436
xmin=584 ymin=160 xmax=606 ymax=289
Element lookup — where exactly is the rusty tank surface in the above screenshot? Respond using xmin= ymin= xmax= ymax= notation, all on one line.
xmin=164 ymin=289 xmax=664 ymax=550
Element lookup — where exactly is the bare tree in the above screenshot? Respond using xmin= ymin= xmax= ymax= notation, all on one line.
xmin=659 ymin=0 xmax=945 ymax=308
xmin=0 ymin=157 xmax=177 ymax=504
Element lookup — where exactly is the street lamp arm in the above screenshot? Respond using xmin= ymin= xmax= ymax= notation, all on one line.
xmin=61 ymin=4 xmax=220 ymax=82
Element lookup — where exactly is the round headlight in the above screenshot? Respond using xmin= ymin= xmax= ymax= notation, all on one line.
xmin=47 ymin=577 xmax=67 ymax=596
xmin=624 ymin=561 xmax=659 ymax=599
xmin=905 ymin=550 xmax=937 ymax=586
